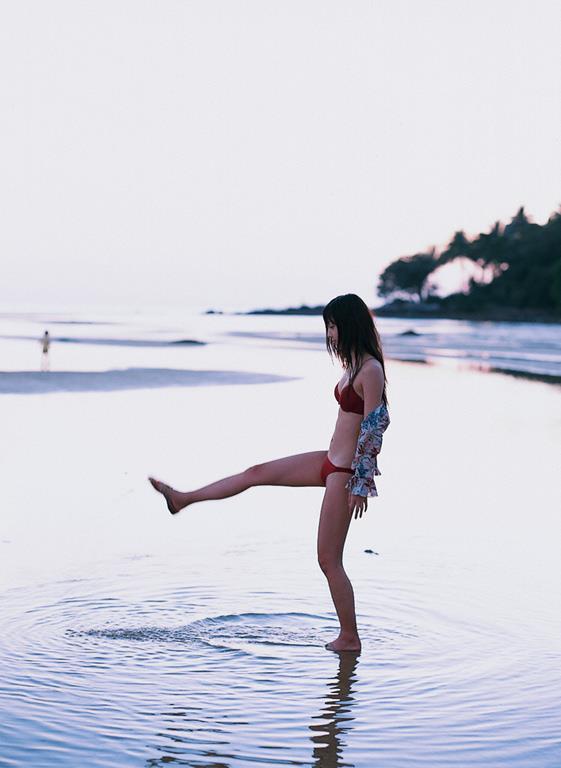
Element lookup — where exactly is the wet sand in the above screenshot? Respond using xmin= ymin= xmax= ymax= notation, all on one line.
xmin=1 ymin=321 xmax=561 ymax=767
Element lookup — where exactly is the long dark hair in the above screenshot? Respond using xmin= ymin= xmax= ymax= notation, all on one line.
xmin=323 ymin=294 xmax=389 ymax=407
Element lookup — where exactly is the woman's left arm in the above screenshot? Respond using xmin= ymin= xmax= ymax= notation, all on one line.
xmin=360 ymin=361 xmax=385 ymax=418
xmin=347 ymin=363 xmax=387 ymax=518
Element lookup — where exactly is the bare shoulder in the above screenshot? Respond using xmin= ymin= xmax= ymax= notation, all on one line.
xmin=358 ymin=357 xmax=384 ymax=383
xmin=356 ymin=357 xmax=384 ymax=400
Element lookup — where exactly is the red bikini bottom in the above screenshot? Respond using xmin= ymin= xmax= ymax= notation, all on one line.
xmin=320 ymin=456 xmax=353 ymax=485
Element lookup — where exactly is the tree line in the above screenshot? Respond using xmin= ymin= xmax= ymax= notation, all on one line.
xmin=377 ymin=206 xmax=561 ymax=316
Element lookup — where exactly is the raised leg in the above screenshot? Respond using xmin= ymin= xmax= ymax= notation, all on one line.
xmin=317 ymin=473 xmax=361 ymax=653
xmin=149 ymin=450 xmax=327 ymax=514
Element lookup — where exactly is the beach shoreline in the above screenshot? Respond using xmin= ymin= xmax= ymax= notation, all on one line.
xmin=237 ymin=305 xmax=561 ymax=324
xmin=1 ymin=310 xmax=561 ymax=768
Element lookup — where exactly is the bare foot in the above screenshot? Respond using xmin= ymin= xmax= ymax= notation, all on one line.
xmin=325 ymin=636 xmax=361 ymax=653
xmin=148 ymin=477 xmax=183 ymax=515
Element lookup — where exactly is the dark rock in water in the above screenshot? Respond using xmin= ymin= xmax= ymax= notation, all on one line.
xmin=170 ymin=339 xmax=206 ymax=345
xmin=364 ymin=549 xmax=379 ymax=555
xmin=400 ymin=329 xmax=420 ymax=336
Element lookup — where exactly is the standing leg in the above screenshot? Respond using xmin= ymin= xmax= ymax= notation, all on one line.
xmin=149 ymin=450 xmax=327 ymax=514
xmin=317 ymin=473 xmax=361 ymax=652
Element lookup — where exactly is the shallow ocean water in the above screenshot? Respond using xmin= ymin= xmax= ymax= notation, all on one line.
xmin=1 ymin=309 xmax=560 ymax=767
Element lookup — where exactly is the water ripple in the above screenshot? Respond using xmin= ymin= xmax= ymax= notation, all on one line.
xmin=1 ymin=568 xmax=560 ymax=767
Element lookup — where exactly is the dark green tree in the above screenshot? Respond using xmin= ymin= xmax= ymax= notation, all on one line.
xmin=378 ymin=204 xmax=561 ymax=316
xmin=378 ymin=250 xmax=438 ymax=302
xmin=437 ymin=230 xmax=471 ymax=265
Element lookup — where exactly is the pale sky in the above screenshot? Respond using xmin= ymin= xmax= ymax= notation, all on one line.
xmin=1 ymin=0 xmax=560 ymax=312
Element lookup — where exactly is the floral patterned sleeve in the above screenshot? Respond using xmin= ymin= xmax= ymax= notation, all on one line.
xmin=346 ymin=404 xmax=390 ymax=498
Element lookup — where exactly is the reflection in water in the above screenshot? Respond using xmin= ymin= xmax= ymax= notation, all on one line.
xmin=309 ymin=653 xmax=360 ymax=768
xmin=144 ymin=653 xmax=360 ymax=767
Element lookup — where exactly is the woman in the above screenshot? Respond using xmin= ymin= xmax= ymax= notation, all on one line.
xmin=149 ymin=294 xmax=390 ymax=653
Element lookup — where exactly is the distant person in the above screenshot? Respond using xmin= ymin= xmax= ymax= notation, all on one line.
xmin=40 ymin=330 xmax=50 ymax=372
xmin=149 ymin=294 xmax=390 ymax=654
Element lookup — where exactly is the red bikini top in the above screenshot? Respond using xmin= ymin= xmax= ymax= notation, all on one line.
xmin=334 ymin=381 xmax=364 ymax=415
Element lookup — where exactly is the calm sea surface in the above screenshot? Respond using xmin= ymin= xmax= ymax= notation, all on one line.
xmin=1 ymin=309 xmax=560 ymax=767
